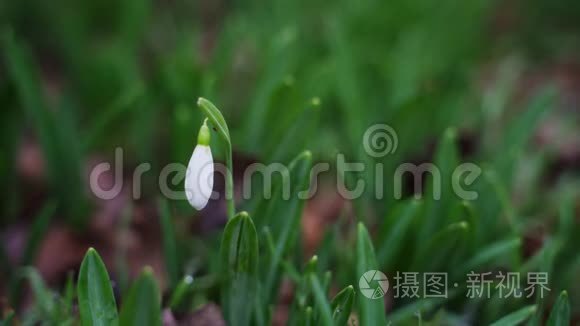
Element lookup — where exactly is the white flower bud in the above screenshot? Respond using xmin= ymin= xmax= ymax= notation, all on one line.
xmin=185 ymin=122 xmax=213 ymax=210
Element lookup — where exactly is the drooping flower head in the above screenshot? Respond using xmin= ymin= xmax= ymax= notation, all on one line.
xmin=185 ymin=119 xmax=214 ymax=210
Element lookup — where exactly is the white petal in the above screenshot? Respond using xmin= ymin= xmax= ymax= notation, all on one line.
xmin=184 ymin=145 xmax=214 ymax=210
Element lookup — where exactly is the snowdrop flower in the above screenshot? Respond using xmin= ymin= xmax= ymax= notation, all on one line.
xmin=185 ymin=120 xmax=214 ymax=210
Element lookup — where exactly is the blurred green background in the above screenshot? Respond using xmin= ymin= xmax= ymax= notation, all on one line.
xmin=1 ymin=0 xmax=579 ymax=324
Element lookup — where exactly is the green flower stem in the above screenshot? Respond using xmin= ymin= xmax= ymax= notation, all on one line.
xmin=225 ymin=142 xmax=235 ymax=219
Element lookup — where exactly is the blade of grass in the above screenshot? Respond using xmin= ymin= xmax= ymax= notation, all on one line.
xmin=483 ymin=170 xmax=518 ymax=234
xmin=308 ymin=273 xmax=333 ymax=326
xmin=494 ymin=87 xmax=555 ymax=179
xmin=356 ymin=222 xmax=387 ymax=325
xmin=547 ymin=291 xmax=570 ymax=326
xmin=489 ymin=305 xmax=536 ymax=326
xmin=243 ymin=27 xmax=298 ymax=146
xmin=302 ymin=306 xmax=314 ymax=326
xmin=296 ymin=256 xmax=319 ymax=308
xmin=327 ymin=19 xmax=376 ymax=220
xmin=158 ymin=198 xmax=180 ymax=288
xmin=119 ymin=267 xmax=162 ymax=326
xmin=2 ymin=31 xmax=86 ymax=227
xmin=168 ymin=275 xmax=195 ymax=312
xmin=21 ymin=267 xmax=55 ymax=320
xmin=83 ymin=84 xmax=144 ymax=149
xmin=330 ymin=285 xmax=355 ymax=326
xmin=60 ymin=271 xmax=75 ymax=320
xmin=456 ymin=237 xmax=521 ymax=277
xmin=412 ymin=221 xmax=469 ymax=272
xmin=377 ymin=199 xmax=422 ymax=268
xmin=418 ymin=128 xmax=459 ymax=242
xmin=261 ymin=151 xmax=312 ymax=304
xmin=77 ymin=248 xmax=119 ymax=326
xmin=267 ymin=97 xmax=321 ymax=163
xmin=288 ymin=256 xmax=318 ymax=326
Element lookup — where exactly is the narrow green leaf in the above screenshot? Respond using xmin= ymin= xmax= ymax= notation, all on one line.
xmin=295 ymin=256 xmax=318 ymax=307
xmin=1 ymin=30 xmax=52 ymax=149
xmin=461 ymin=201 xmax=480 ymax=251
xmin=220 ymin=211 xmax=259 ymax=326
xmin=412 ymin=221 xmax=469 ymax=272
xmin=119 ymin=267 xmax=162 ymax=326
xmin=495 ymin=88 xmax=555 ymax=179
xmin=261 ymin=151 xmax=312 ymax=303
xmin=288 ymin=256 xmax=319 ymax=326
xmin=242 ymin=28 xmax=298 ymax=146
xmin=168 ymin=275 xmax=195 ymax=311
xmin=356 ymin=223 xmax=387 ymax=326
xmin=266 ymin=97 xmax=321 ymax=163
xmin=519 ymin=237 xmax=561 ymax=275
xmin=457 ymin=238 xmax=521 ymax=276
xmin=327 ymin=19 xmax=377 ymax=219
xmin=2 ymin=31 xmax=86 ymax=227
xmin=22 ymin=267 xmax=55 ymax=319
xmin=489 ymin=305 xmax=536 ymax=326
xmin=419 ymin=128 xmax=460 ymax=242
xmin=483 ymin=170 xmax=518 ymax=233
xmin=557 ymin=197 xmax=574 ymax=239
xmin=77 ymin=248 xmax=119 ymax=326
xmin=281 ymin=260 xmax=301 ymax=283
xmin=304 ymin=306 xmax=314 ymax=326
xmin=157 ymin=198 xmax=180 ymax=288
xmin=322 ymin=271 xmax=332 ymax=295
xmin=83 ymin=84 xmax=144 ymax=149
xmin=330 ymin=285 xmax=355 ymax=326
xmin=261 ymin=227 xmax=276 ymax=261
xmin=260 ymin=77 xmax=299 ymax=155
xmin=377 ymin=199 xmax=421 ymax=267
xmin=60 ymin=271 xmax=75 ymax=320
xmin=547 ymin=291 xmax=570 ymax=326
xmin=308 ymin=274 xmax=333 ymax=326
